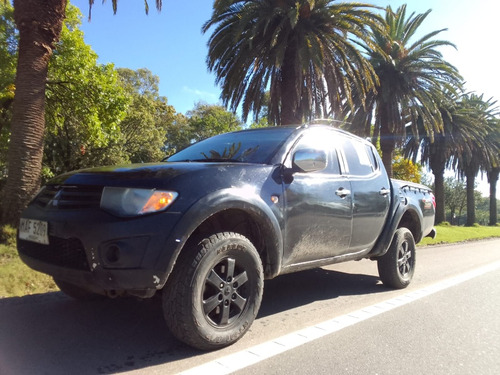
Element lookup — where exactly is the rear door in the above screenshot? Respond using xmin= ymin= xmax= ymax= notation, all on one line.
xmin=339 ymin=136 xmax=391 ymax=252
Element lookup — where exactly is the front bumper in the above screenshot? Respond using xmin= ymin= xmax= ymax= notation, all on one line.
xmin=18 ymin=204 xmax=182 ymax=297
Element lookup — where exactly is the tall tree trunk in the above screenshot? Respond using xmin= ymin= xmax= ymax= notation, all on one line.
xmin=465 ymin=169 xmax=476 ymax=226
xmin=429 ymin=142 xmax=447 ymax=224
xmin=0 ymin=0 xmax=66 ymax=226
xmin=488 ymin=167 xmax=499 ymax=226
xmin=432 ymin=169 xmax=446 ymax=224
xmin=377 ymin=104 xmax=395 ymax=177
xmin=280 ymin=45 xmax=302 ymax=126
xmin=379 ymin=117 xmax=394 ymax=177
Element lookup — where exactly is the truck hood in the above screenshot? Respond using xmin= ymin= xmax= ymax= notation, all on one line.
xmin=46 ymin=162 xmax=273 ymax=190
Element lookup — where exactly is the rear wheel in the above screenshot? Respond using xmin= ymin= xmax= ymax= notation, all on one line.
xmin=53 ymin=278 xmax=104 ymax=300
xmin=377 ymin=228 xmax=416 ymax=289
xmin=163 ymin=232 xmax=263 ymax=350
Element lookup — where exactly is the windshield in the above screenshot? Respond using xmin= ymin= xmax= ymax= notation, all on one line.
xmin=167 ymin=128 xmax=296 ymax=164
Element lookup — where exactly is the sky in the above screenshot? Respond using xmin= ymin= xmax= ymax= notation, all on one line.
xmin=71 ymin=0 xmax=500 ymax=114
xmin=71 ymin=0 xmax=499 ymax=195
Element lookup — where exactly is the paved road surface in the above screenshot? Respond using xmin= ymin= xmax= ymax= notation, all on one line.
xmin=0 ymin=239 xmax=499 ymax=374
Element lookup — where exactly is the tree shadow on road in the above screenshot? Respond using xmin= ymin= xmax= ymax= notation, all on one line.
xmin=0 ymin=267 xmax=386 ymax=374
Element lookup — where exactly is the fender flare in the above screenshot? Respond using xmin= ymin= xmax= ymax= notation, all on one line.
xmin=156 ymin=187 xmax=284 ymax=287
xmin=369 ymin=192 xmax=424 ymax=258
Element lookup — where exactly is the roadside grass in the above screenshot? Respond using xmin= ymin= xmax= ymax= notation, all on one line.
xmin=0 ymin=226 xmax=57 ymax=298
xmin=419 ymin=222 xmax=500 ymax=246
xmin=1 ymin=223 xmax=499 ymax=298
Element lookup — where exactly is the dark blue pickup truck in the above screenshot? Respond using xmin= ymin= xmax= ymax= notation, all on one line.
xmin=18 ymin=124 xmax=435 ymax=350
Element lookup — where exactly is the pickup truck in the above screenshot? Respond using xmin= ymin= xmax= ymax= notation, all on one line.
xmin=18 ymin=124 xmax=435 ymax=350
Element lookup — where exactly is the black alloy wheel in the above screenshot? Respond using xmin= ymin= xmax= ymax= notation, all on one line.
xmin=203 ymin=256 xmax=251 ymax=327
xmin=377 ymin=227 xmax=416 ymax=289
xmin=163 ymin=232 xmax=263 ymax=350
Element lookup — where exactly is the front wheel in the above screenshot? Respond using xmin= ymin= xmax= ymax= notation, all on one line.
xmin=163 ymin=232 xmax=264 ymax=350
xmin=377 ymin=228 xmax=416 ymax=289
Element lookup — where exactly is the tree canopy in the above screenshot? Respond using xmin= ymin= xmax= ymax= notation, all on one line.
xmin=203 ymin=0 xmax=380 ymax=125
xmin=116 ymin=67 xmax=176 ymax=163
xmin=349 ymin=4 xmax=461 ymax=177
xmin=43 ymin=4 xmax=129 ymax=178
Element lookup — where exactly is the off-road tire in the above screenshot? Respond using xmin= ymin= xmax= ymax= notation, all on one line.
xmin=163 ymin=232 xmax=263 ymax=350
xmin=377 ymin=228 xmax=416 ymax=289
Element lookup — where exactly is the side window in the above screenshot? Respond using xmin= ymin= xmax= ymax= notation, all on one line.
xmin=365 ymin=144 xmax=379 ymax=171
xmin=291 ymin=131 xmax=340 ymax=174
xmin=342 ymin=138 xmax=376 ymax=176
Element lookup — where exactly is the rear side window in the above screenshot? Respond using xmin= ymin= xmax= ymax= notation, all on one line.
xmin=342 ymin=138 xmax=377 ymax=176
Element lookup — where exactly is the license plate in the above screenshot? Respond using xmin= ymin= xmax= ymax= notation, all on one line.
xmin=19 ymin=218 xmax=49 ymax=245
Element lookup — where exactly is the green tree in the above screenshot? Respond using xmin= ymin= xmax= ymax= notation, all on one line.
xmin=1 ymin=0 xmax=162 ymax=226
xmin=0 ymin=2 xmax=16 ymax=184
xmin=203 ymin=0 xmax=379 ymax=125
xmin=406 ymin=92 xmax=499 ymax=225
xmin=455 ymin=94 xmax=499 ymax=226
xmin=43 ymin=5 xmax=129 ymax=177
xmin=0 ymin=0 xmax=68 ymax=225
xmin=405 ymin=89 xmax=466 ymax=224
xmin=487 ymin=119 xmax=500 ymax=225
xmin=351 ymin=5 xmax=460 ymax=177
xmin=443 ymin=177 xmax=466 ymax=225
xmin=187 ymin=102 xmax=242 ymax=140
xmin=0 ymin=2 xmax=16 ymax=137
xmin=392 ymin=154 xmax=421 ymax=183
xmin=164 ymin=103 xmax=242 ymax=155
xmin=117 ymin=68 xmax=176 ymax=163
xmin=163 ymin=113 xmax=192 ymax=156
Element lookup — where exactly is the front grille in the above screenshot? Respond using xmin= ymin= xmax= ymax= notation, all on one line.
xmin=18 ymin=237 xmax=90 ymax=271
xmin=33 ymin=185 xmax=103 ymax=209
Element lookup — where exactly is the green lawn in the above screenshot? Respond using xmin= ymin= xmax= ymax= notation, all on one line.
xmin=0 ymin=226 xmax=57 ymax=298
xmin=419 ymin=223 xmax=500 ymax=246
xmin=1 ymin=223 xmax=500 ymax=298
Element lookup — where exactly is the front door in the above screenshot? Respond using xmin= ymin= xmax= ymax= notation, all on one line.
xmin=282 ymin=130 xmax=353 ymax=266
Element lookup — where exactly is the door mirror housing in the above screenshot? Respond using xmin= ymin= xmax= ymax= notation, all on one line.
xmin=292 ymin=149 xmax=327 ymax=173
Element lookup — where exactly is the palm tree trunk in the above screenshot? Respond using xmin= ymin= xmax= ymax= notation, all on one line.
xmin=280 ymin=45 xmax=302 ymax=126
xmin=379 ymin=121 xmax=394 ymax=177
xmin=488 ymin=168 xmax=499 ymax=226
xmin=429 ymin=144 xmax=447 ymax=224
xmin=432 ymin=169 xmax=446 ymax=224
xmin=0 ymin=0 xmax=66 ymax=226
xmin=465 ymin=170 xmax=476 ymax=226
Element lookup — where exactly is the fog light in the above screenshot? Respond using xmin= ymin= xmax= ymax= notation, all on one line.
xmin=106 ymin=245 xmax=120 ymax=263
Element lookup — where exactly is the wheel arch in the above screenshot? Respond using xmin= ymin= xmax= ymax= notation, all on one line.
xmin=396 ymin=208 xmax=423 ymax=243
xmin=158 ymin=189 xmax=283 ymax=287
xmin=369 ymin=197 xmax=424 ymax=258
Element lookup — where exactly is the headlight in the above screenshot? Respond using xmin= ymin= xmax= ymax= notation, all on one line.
xmin=100 ymin=187 xmax=178 ymax=217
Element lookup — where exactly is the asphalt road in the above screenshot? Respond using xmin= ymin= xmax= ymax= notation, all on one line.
xmin=0 ymin=239 xmax=499 ymax=375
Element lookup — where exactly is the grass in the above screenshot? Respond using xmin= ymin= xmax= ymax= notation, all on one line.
xmin=0 ymin=226 xmax=57 ymax=298
xmin=419 ymin=222 xmax=500 ymax=246
xmin=1 ymin=223 xmax=499 ymax=298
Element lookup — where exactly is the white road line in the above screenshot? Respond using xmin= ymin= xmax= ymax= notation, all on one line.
xmin=180 ymin=261 xmax=500 ymax=375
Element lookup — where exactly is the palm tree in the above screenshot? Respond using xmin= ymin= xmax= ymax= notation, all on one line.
xmin=488 ymin=120 xmax=500 ymax=225
xmin=455 ymin=94 xmax=498 ymax=226
xmin=350 ymin=5 xmax=460 ymax=177
xmin=0 ymin=0 xmax=162 ymax=226
xmin=202 ymin=0 xmax=380 ymax=125
xmin=404 ymin=89 xmax=490 ymax=225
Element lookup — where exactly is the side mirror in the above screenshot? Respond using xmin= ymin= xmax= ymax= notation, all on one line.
xmin=292 ymin=149 xmax=327 ymax=173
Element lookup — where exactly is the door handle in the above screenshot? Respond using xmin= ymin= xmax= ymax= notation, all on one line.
xmin=335 ymin=188 xmax=351 ymax=198
xmin=379 ymin=188 xmax=391 ymax=196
